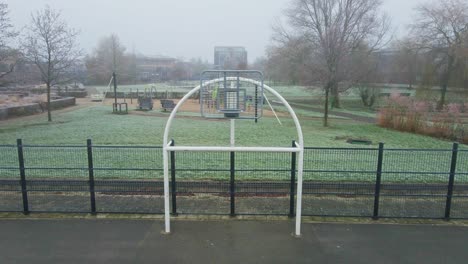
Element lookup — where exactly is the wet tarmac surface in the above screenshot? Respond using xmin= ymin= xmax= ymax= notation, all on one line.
xmin=1 ymin=219 xmax=467 ymax=263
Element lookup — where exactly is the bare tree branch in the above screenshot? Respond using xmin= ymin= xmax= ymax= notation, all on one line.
xmin=410 ymin=0 xmax=468 ymax=109
xmin=0 ymin=2 xmax=20 ymax=84
xmin=22 ymin=5 xmax=82 ymax=122
xmin=272 ymin=0 xmax=391 ymax=126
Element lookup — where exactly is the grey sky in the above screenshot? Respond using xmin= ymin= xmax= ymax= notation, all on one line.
xmin=6 ymin=0 xmax=426 ymax=63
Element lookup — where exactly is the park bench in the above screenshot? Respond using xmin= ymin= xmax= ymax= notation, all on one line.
xmin=160 ymin=99 xmax=176 ymax=112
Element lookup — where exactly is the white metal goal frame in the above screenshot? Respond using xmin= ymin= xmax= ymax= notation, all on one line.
xmin=162 ymin=77 xmax=305 ymax=236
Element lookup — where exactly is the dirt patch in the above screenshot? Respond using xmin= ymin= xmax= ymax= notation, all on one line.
xmin=2 ymin=191 xmax=464 ymax=218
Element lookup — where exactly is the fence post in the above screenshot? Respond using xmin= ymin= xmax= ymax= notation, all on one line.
xmin=230 ymin=151 xmax=235 ymax=217
xmin=289 ymin=140 xmax=297 ymax=218
xmin=17 ymin=139 xmax=29 ymax=215
xmin=373 ymin=142 xmax=384 ymax=220
xmin=87 ymin=139 xmax=96 ymax=214
xmin=170 ymin=139 xmax=177 ymax=216
xmin=254 ymin=84 xmax=258 ymax=123
xmin=445 ymin=142 xmax=459 ymax=220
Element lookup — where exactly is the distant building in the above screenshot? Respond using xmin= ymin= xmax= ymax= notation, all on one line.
xmin=214 ymin=46 xmax=248 ymax=70
xmin=136 ymin=55 xmax=177 ymax=82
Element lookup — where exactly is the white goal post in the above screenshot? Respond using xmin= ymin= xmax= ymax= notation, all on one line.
xmin=162 ymin=77 xmax=305 ymax=236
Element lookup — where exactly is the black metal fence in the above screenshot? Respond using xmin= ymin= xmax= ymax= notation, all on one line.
xmin=0 ymin=139 xmax=467 ymax=219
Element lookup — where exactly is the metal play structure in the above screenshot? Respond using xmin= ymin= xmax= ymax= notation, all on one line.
xmin=162 ymin=70 xmax=304 ymax=236
xmin=137 ymin=88 xmax=155 ymax=110
xmin=110 ymin=72 xmax=128 ymax=114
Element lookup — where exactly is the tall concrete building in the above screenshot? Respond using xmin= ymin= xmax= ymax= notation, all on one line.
xmin=214 ymin=46 xmax=248 ymax=70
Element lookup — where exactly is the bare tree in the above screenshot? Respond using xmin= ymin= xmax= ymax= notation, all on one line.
xmin=0 ymin=2 xmax=19 ymax=83
xmin=189 ymin=57 xmax=213 ymax=79
xmin=85 ymin=34 xmax=134 ymax=84
xmin=266 ymin=35 xmax=316 ymax=85
xmin=276 ymin=0 xmax=390 ymax=126
xmin=22 ymin=6 xmax=81 ymax=122
xmin=349 ymin=44 xmax=382 ymax=107
xmin=168 ymin=60 xmax=188 ymax=81
xmin=392 ymin=39 xmax=421 ymax=89
xmin=410 ymin=0 xmax=468 ymax=109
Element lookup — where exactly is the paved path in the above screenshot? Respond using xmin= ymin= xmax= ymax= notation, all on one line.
xmin=276 ymin=100 xmax=377 ymax=123
xmin=0 ymin=219 xmax=467 ymax=263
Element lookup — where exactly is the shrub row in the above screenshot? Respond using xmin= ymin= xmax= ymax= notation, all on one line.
xmin=378 ymin=93 xmax=468 ymax=144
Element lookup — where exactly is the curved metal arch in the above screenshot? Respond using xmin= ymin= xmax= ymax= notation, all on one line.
xmin=162 ymin=77 xmax=304 ymax=236
xmin=162 ymin=77 xmax=303 ymax=146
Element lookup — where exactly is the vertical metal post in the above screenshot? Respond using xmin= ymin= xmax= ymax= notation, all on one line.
xmin=199 ymin=78 xmax=203 ymax=110
xmin=17 ymin=139 xmax=29 ymax=214
xmin=445 ymin=142 xmax=459 ymax=220
xmin=163 ymin=147 xmax=170 ymax=233
xmin=113 ymin=72 xmax=117 ymax=105
xmin=230 ymin=119 xmax=235 ymax=147
xmin=223 ymin=72 xmax=227 ymax=110
xmin=373 ymin=143 xmax=384 ymax=220
xmin=289 ymin=140 xmax=297 ymax=218
xmin=223 ymin=72 xmax=227 ymax=91
xmin=170 ymin=140 xmax=177 ymax=215
xmin=236 ymin=73 xmax=240 ymax=110
xmin=254 ymin=85 xmax=258 ymax=123
xmin=230 ymin=119 xmax=235 ymax=216
xmin=87 ymin=139 xmax=97 ymax=214
xmin=230 ymin=151 xmax=235 ymax=217
xmin=295 ymin=147 xmax=304 ymax=237
xmin=229 ymin=119 xmax=236 ymax=216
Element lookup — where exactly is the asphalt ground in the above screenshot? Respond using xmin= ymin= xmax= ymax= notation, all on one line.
xmin=0 ymin=219 xmax=467 ymax=263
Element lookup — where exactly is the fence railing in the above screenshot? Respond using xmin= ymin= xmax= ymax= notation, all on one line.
xmin=0 ymin=139 xmax=467 ymax=219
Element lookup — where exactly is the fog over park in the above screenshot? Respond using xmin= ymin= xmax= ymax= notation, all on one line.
xmin=2 ymin=3 xmax=468 ymax=252
xmin=3 ymin=0 xmax=467 ymax=130
xmin=6 ymin=0 xmax=425 ymax=61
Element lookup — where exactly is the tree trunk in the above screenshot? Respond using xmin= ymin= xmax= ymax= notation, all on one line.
xmin=437 ymin=84 xmax=447 ymax=111
xmin=330 ymin=84 xmax=341 ymax=109
xmin=47 ymin=83 xmax=52 ymax=122
xmin=324 ymin=84 xmax=330 ymax=127
xmin=359 ymin=87 xmax=370 ymax=107
xmin=438 ymin=56 xmax=454 ymax=110
xmin=408 ymin=64 xmax=414 ymax=89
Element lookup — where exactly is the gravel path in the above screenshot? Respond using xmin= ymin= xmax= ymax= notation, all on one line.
xmin=275 ymin=100 xmax=377 ymax=123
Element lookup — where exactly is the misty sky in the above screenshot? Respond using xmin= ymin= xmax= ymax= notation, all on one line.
xmin=6 ymin=0 xmax=426 ymax=63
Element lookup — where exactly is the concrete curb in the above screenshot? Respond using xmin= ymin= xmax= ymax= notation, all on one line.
xmin=1 ymin=212 xmax=467 ymax=227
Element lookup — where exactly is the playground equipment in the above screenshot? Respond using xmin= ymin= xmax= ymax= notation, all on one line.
xmin=160 ymin=99 xmax=176 ymax=112
xmin=162 ymin=70 xmax=305 ymax=236
xmin=200 ymin=71 xmax=264 ymax=120
xmin=110 ymin=72 xmax=128 ymax=114
xmin=91 ymin=77 xmax=114 ymax=102
xmin=137 ymin=88 xmax=155 ymax=110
